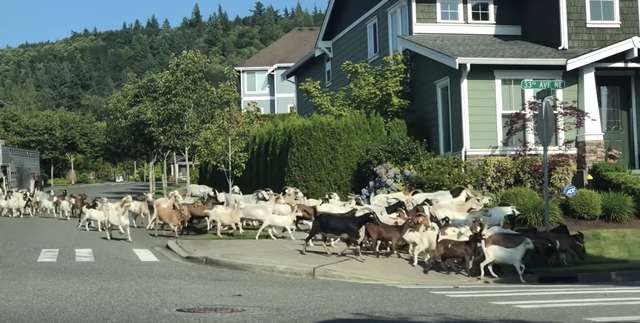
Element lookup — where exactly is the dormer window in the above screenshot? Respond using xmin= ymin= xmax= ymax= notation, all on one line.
xmin=468 ymin=0 xmax=495 ymax=23
xmin=586 ymin=0 xmax=620 ymax=28
xmin=437 ymin=0 xmax=463 ymax=23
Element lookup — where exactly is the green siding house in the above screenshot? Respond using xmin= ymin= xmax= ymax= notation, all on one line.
xmin=285 ymin=0 xmax=640 ymax=181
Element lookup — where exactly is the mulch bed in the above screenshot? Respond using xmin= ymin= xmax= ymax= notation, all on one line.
xmin=563 ymin=217 xmax=640 ymax=231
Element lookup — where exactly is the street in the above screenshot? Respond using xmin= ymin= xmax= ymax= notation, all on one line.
xmin=0 ymin=183 xmax=637 ymax=322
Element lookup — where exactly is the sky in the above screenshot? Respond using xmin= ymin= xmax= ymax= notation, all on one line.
xmin=0 ymin=0 xmax=327 ymax=48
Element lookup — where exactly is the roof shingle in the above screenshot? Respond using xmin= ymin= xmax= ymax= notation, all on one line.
xmin=240 ymin=27 xmax=320 ymax=67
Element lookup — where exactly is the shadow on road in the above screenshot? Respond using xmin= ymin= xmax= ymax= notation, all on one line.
xmin=318 ymin=313 xmax=554 ymax=323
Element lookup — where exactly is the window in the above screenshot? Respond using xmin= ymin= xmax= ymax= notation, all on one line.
xmin=436 ymin=78 xmax=453 ymax=154
xmin=367 ymin=18 xmax=379 ymax=60
xmin=586 ymin=0 xmax=620 ymax=27
xmin=245 ymin=71 xmax=268 ymax=94
xmin=468 ymin=0 xmax=495 ymax=23
xmin=437 ymin=0 xmax=463 ymax=22
xmin=388 ymin=1 xmax=409 ymax=54
xmin=495 ymin=71 xmax=564 ymax=148
xmin=325 ymin=57 xmax=332 ymax=86
xmin=288 ymin=104 xmax=297 ymax=114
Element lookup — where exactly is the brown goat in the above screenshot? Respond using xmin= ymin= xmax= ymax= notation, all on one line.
xmin=364 ymin=218 xmax=418 ymax=258
xmin=151 ymin=197 xmax=189 ymax=238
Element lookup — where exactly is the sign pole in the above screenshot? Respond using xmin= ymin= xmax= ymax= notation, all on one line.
xmin=542 ymin=97 xmax=553 ymax=228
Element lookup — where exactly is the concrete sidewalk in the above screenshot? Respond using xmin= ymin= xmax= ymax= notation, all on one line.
xmin=167 ymin=238 xmax=486 ymax=285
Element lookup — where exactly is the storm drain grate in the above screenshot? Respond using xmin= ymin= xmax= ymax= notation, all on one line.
xmin=176 ymin=306 xmax=246 ymax=314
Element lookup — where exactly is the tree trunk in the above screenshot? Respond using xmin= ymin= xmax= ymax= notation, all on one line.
xmin=149 ymin=159 xmax=154 ymax=194
xmin=185 ymin=147 xmax=191 ymax=193
xmin=50 ymin=164 xmax=54 ymax=188
xmin=227 ymin=136 xmax=233 ymax=192
xmin=162 ymin=152 xmax=169 ymax=198
xmin=133 ymin=161 xmax=137 ymax=180
xmin=143 ymin=162 xmax=147 ymax=183
xmin=173 ymin=152 xmax=178 ymax=184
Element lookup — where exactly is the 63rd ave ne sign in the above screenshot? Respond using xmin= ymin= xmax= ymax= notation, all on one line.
xmin=521 ymin=79 xmax=566 ymax=90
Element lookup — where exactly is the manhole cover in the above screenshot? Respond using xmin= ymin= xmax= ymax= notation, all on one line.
xmin=176 ymin=306 xmax=246 ymax=314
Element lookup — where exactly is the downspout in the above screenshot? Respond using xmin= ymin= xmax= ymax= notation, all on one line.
xmin=460 ymin=63 xmax=471 ymax=161
xmin=558 ymin=0 xmax=569 ymax=50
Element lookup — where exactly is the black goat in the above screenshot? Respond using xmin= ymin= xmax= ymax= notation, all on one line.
xmin=434 ymin=232 xmax=483 ymax=275
xmin=302 ymin=211 xmax=375 ymax=256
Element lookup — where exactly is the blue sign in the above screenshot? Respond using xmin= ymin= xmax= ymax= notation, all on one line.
xmin=564 ymin=185 xmax=577 ymax=198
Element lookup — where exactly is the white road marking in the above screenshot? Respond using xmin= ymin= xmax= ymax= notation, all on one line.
xmin=133 ymin=249 xmax=159 ymax=262
xmin=433 ymin=288 xmax=598 ymax=294
xmin=37 ymin=249 xmax=59 ymax=262
xmin=493 ymin=297 xmax=640 ymax=305
xmin=393 ymin=284 xmax=591 ymax=289
xmin=585 ymin=316 xmax=640 ymax=322
xmin=75 ymin=249 xmax=94 ymax=262
xmin=439 ymin=288 xmax=640 ymax=298
xmin=515 ymin=301 xmax=640 ymax=309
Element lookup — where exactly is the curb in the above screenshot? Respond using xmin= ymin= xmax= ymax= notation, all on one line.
xmin=533 ymin=270 xmax=640 ymax=284
xmin=166 ymin=240 xmax=470 ymax=284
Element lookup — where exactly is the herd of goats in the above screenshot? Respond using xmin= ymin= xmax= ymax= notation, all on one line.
xmin=0 ymin=184 xmax=585 ymax=283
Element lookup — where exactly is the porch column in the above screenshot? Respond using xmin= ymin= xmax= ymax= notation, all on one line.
xmin=577 ymin=65 xmax=605 ymax=177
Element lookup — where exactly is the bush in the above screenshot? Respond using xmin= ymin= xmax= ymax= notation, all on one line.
xmin=590 ymin=162 xmax=629 ymax=191
xmin=497 ymin=187 xmax=563 ymax=227
xmin=213 ymin=112 xmax=388 ymax=197
xmin=601 ymin=191 xmax=636 ymax=223
xmin=565 ymin=189 xmax=603 ymax=220
xmin=408 ymin=155 xmax=475 ymax=191
xmin=475 ymin=157 xmax=517 ymax=192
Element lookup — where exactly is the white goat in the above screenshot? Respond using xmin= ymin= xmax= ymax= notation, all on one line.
xmin=468 ymin=206 xmax=520 ymax=228
xmin=78 ymin=204 xmax=106 ymax=232
xmin=103 ymin=196 xmax=133 ymax=242
xmin=254 ymin=205 xmax=298 ymax=240
xmin=430 ymin=197 xmax=485 ymax=224
xmin=480 ymin=237 xmax=535 ymax=283
xmin=128 ymin=193 xmax=153 ymax=228
xmin=204 ymin=205 xmax=244 ymax=237
xmin=58 ymin=199 xmax=72 ymax=220
xmin=403 ymin=223 xmax=440 ymax=267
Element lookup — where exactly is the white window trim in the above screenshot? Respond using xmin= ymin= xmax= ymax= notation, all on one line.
xmin=494 ymin=70 xmax=565 ymax=149
xmin=585 ymin=0 xmax=621 ymax=28
xmin=435 ymin=77 xmax=453 ymax=154
xmin=467 ymin=0 xmax=496 ymax=24
xmin=388 ymin=0 xmax=409 ymax=54
xmin=244 ymin=71 xmax=269 ymax=95
xmin=325 ymin=57 xmax=332 ymax=88
xmin=367 ymin=17 xmax=380 ymax=61
xmin=436 ymin=0 xmax=464 ymax=23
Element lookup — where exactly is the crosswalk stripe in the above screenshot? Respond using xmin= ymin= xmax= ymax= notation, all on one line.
xmin=37 ymin=249 xmax=59 ymax=262
xmin=433 ymin=287 xmax=640 ymax=295
xmin=75 ymin=249 xmax=94 ymax=262
xmin=515 ymin=301 xmax=640 ymax=309
xmin=393 ymin=284 xmax=591 ymax=289
xmin=585 ymin=316 xmax=640 ymax=322
xmin=441 ymin=288 xmax=640 ymax=298
xmin=133 ymin=249 xmax=159 ymax=262
xmin=494 ymin=297 xmax=640 ymax=305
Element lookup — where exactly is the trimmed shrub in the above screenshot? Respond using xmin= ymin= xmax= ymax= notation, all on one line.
xmin=497 ymin=187 xmax=563 ymax=227
xmin=590 ymin=162 xmax=629 ymax=191
xmin=212 ymin=112 xmax=388 ymax=197
xmin=601 ymin=191 xmax=636 ymax=223
xmin=565 ymin=189 xmax=603 ymax=220
xmin=475 ymin=157 xmax=517 ymax=192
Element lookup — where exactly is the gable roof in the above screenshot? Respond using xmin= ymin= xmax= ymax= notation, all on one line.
xmin=400 ymin=34 xmax=593 ymax=69
xmin=239 ymin=27 xmax=320 ymax=68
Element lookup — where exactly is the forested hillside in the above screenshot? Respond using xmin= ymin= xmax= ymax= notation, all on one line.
xmin=0 ymin=2 xmax=323 ymax=118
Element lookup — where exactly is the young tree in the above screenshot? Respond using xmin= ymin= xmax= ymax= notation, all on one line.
xmin=300 ymin=54 xmax=409 ymax=120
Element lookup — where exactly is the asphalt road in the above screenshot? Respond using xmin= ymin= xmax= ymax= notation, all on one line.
xmin=1 ymin=183 xmax=640 ymax=323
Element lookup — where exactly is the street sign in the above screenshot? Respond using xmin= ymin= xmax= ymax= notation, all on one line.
xmin=563 ymin=185 xmax=577 ymax=198
xmin=521 ymin=80 xmax=565 ymax=90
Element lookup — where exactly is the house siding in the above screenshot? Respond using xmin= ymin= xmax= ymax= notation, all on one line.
xmin=408 ymin=52 xmax=463 ymax=153
xmin=415 ymin=0 xmax=522 ymax=25
xmin=567 ymin=0 xmax=639 ymax=49
xmin=329 ymin=0 xmax=398 ymax=90
xmin=522 ymin=0 xmax=561 ymax=47
xmin=323 ymin=0 xmax=382 ymax=40
xmin=294 ymin=55 xmax=326 ymax=116
xmin=467 ymin=66 xmax=579 ymax=150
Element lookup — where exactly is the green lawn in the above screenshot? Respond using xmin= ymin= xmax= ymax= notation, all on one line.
xmin=534 ymin=229 xmax=640 ymax=274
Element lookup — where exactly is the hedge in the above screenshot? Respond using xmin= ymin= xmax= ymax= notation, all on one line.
xmin=565 ymin=189 xmax=603 ymax=220
xmin=497 ymin=187 xmax=563 ymax=227
xmin=589 ymin=162 xmax=640 ymax=210
xmin=204 ymin=113 xmax=388 ymax=197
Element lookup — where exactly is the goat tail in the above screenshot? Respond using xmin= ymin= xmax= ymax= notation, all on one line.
xmin=410 ymin=189 xmax=423 ymax=196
